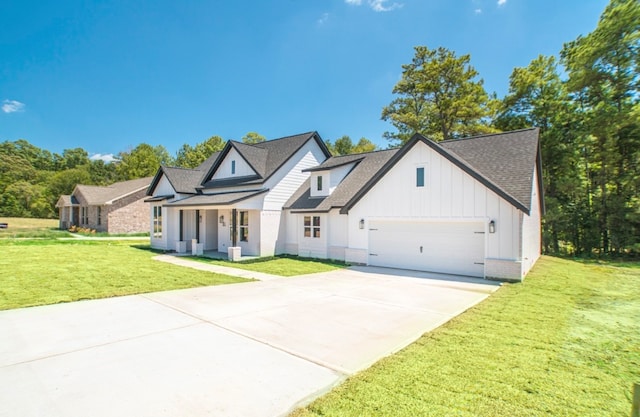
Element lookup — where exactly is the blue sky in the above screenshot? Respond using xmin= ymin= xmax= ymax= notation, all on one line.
xmin=1 ymin=0 xmax=608 ymax=161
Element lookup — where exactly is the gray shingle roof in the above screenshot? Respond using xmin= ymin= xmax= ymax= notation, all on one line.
xmin=440 ymin=128 xmax=539 ymax=211
xmin=148 ymin=132 xmax=331 ymax=196
xmin=56 ymin=194 xmax=79 ymax=207
xmin=286 ymin=128 xmax=541 ymax=215
xmin=74 ymin=177 xmax=152 ymax=205
xmin=200 ymin=132 xmax=331 ymax=189
xmin=284 ymin=149 xmax=398 ymax=212
xmin=161 ymin=167 xmax=206 ymax=194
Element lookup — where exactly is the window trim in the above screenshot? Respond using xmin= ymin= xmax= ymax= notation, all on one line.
xmin=97 ymin=206 xmax=102 ymax=225
xmin=317 ymin=175 xmax=323 ymax=191
xmin=81 ymin=206 xmax=88 ymax=225
xmin=239 ymin=210 xmax=249 ymax=242
xmin=153 ymin=206 xmax=163 ymax=239
xmin=303 ymin=215 xmax=321 ymax=238
xmin=231 ymin=160 xmax=236 ymax=175
xmin=416 ymin=166 xmax=425 ymax=187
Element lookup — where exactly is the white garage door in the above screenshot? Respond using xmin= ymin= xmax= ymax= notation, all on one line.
xmin=368 ymin=220 xmax=485 ymax=277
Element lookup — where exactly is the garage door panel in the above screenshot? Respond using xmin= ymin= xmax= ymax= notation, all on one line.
xmin=369 ymin=220 xmax=485 ymax=278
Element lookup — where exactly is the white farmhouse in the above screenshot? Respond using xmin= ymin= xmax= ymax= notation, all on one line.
xmin=146 ymin=128 xmax=543 ymax=281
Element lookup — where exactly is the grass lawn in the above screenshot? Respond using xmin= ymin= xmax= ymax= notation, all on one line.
xmin=292 ymin=256 xmax=640 ymax=417
xmin=193 ymin=255 xmax=347 ymax=276
xmin=0 ymin=239 xmax=249 ymax=310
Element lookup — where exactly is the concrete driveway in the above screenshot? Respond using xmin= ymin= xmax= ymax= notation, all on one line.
xmin=0 ymin=266 xmax=499 ymax=417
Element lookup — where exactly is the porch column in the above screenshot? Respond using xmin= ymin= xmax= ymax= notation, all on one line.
xmin=231 ymin=208 xmax=237 ymax=247
xmin=195 ymin=209 xmax=200 ymax=243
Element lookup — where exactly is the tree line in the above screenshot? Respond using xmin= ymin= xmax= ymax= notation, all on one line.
xmin=0 ymin=132 xmax=377 ymax=219
xmin=1 ymin=0 xmax=637 ymax=256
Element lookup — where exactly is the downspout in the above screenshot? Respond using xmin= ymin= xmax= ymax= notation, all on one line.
xmin=179 ymin=210 xmax=183 ymax=241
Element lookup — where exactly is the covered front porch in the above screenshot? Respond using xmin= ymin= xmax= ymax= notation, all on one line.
xmin=169 ymin=207 xmax=256 ymax=257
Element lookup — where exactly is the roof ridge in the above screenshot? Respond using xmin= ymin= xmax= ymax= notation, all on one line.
xmin=440 ymin=127 xmax=538 ymax=143
xmin=248 ymin=131 xmax=315 ymax=146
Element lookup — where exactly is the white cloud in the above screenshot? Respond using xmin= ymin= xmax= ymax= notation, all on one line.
xmin=475 ymin=8 xmax=482 ymax=14
xmin=368 ymin=0 xmax=402 ymax=12
xmin=497 ymin=0 xmax=507 ymax=6
xmin=317 ymin=12 xmax=329 ymax=26
xmin=345 ymin=0 xmax=402 ymax=12
xmin=90 ymin=153 xmax=118 ymax=163
xmin=2 ymin=99 xmax=25 ymax=113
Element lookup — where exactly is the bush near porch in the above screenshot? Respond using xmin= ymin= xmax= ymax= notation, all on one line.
xmin=291 ymin=256 xmax=640 ymax=417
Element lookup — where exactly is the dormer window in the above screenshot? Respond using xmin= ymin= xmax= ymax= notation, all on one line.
xmin=231 ymin=160 xmax=236 ymax=175
xmin=317 ymin=175 xmax=323 ymax=191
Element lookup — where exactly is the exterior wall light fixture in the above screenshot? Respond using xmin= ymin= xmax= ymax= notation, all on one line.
xmin=359 ymin=219 xmax=365 ymax=229
xmin=489 ymin=220 xmax=496 ymax=234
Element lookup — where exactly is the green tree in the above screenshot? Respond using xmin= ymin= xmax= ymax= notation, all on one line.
xmin=175 ymin=135 xmax=225 ymax=168
xmin=382 ymin=46 xmax=497 ymax=145
xmin=353 ymin=138 xmax=377 ymax=154
xmin=561 ymin=0 xmax=640 ymax=254
xmin=59 ymin=148 xmax=90 ymax=170
xmin=325 ymin=136 xmax=378 ymax=155
xmin=496 ymin=55 xmax=585 ymax=254
xmin=334 ymin=135 xmax=354 ymax=155
xmin=117 ymin=144 xmax=173 ymax=180
xmin=241 ymin=132 xmax=266 ymax=144
xmin=48 ymin=168 xmax=92 ymax=200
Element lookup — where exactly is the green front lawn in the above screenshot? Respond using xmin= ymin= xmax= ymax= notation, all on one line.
xmin=292 ymin=256 xmax=640 ymax=416
xmin=193 ymin=255 xmax=347 ymax=276
xmin=0 ymin=240 xmax=249 ymax=310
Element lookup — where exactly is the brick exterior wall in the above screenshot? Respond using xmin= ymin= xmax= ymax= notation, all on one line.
xmin=485 ymin=258 xmax=523 ymax=282
xmin=106 ymin=190 xmax=149 ymax=234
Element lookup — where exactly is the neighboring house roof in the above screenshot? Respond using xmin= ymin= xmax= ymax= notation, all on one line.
xmin=147 ymin=132 xmax=332 ymax=196
xmin=286 ymin=128 xmax=542 ymax=216
xmin=164 ymin=189 xmax=268 ymax=207
xmin=73 ymin=177 xmax=153 ymax=205
xmin=56 ymin=194 xmax=79 ymax=208
xmin=199 ymin=132 xmax=331 ymax=189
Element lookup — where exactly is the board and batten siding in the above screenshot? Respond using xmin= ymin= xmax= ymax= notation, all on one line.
xmin=346 ymin=141 xmax=522 ymax=265
xmin=263 ymin=140 xmax=328 ymax=211
xmin=520 ymin=166 xmax=542 ymax=276
xmin=327 ymin=209 xmax=348 ymax=260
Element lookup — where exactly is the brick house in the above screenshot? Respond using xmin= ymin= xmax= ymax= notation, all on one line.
xmin=56 ymin=177 xmax=152 ymax=234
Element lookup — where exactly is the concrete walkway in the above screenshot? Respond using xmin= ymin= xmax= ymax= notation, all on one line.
xmin=153 ymin=254 xmax=283 ymax=281
xmin=0 ymin=267 xmax=500 ymax=417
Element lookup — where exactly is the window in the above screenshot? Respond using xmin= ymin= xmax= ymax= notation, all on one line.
xmin=304 ymin=216 xmax=321 ymax=238
xmin=317 ymin=175 xmax=323 ymax=191
xmin=231 ymin=160 xmax=236 ymax=175
xmin=81 ymin=207 xmax=88 ymax=224
xmin=153 ymin=206 xmax=162 ymax=238
xmin=97 ymin=206 xmax=102 ymax=225
xmin=239 ymin=211 xmax=249 ymax=242
xmin=416 ymin=167 xmax=425 ymax=187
